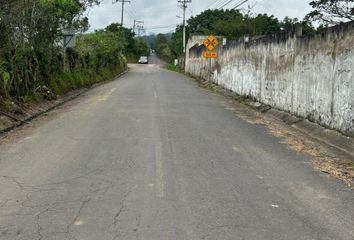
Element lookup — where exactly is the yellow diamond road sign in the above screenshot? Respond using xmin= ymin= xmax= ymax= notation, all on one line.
xmin=203 ymin=35 xmax=219 ymax=51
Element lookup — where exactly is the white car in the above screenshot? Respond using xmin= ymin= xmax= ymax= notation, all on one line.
xmin=138 ymin=56 xmax=148 ymax=64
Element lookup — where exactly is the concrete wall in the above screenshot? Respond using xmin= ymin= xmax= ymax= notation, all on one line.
xmin=185 ymin=23 xmax=354 ymax=136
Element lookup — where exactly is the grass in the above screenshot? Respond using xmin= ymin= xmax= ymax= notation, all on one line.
xmin=164 ymin=63 xmax=182 ymax=73
xmin=233 ymin=95 xmax=248 ymax=104
xmin=50 ymin=64 xmax=126 ymax=95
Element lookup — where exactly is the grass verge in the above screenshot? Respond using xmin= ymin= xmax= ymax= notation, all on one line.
xmin=164 ymin=63 xmax=182 ymax=73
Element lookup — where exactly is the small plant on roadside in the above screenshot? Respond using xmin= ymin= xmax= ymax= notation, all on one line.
xmin=165 ymin=64 xmax=181 ymax=73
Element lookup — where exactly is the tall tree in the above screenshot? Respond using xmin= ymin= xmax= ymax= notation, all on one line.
xmin=167 ymin=9 xmax=315 ymax=59
xmin=170 ymin=26 xmax=183 ymax=59
xmin=307 ymin=0 xmax=354 ymax=24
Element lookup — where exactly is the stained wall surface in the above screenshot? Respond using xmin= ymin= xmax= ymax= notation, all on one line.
xmin=185 ymin=23 xmax=354 ymax=136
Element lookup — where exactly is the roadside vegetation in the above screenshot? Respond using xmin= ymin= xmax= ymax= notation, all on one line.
xmin=0 ymin=0 xmax=148 ymax=104
xmin=164 ymin=63 xmax=182 ymax=73
xmin=154 ymin=34 xmax=173 ymax=63
xmin=154 ymin=9 xmax=316 ymax=63
xmin=154 ymin=0 xmax=354 ymax=62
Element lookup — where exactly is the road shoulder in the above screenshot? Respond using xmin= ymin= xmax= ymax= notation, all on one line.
xmin=184 ymin=73 xmax=354 ymax=187
xmin=0 ymin=70 xmax=128 ymax=135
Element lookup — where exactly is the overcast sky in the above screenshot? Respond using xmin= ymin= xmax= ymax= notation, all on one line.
xmin=87 ymin=0 xmax=313 ymax=34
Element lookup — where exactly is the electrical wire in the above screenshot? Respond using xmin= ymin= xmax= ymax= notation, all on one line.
xmin=206 ymin=0 xmax=225 ymax=9
xmin=125 ymin=7 xmax=136 ymax=20
xmin=218 ymin=0 xmax=237 ymax=9
xmin=215 ymin=0 xmax=233 ymax=8
xmin=231 ymin=0 xmax=249 ymax=9
xmin=145 ymin=24 xmax=177 ymax=30
xmin=127 ymin=2 xmax=138 ymax=19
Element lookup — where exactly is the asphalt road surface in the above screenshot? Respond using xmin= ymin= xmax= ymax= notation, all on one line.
xmin=0 ymin=55 xmax=353 ymax=240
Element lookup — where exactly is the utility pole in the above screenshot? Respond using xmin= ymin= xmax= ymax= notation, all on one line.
xmin=114 ymin=0 xmax=131 ymax=26
xmin=178 ymin=0 xmax=191 ymax=54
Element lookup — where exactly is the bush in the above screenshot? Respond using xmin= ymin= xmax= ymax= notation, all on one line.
xmin=0 ymin=0 xmax=136 ymax=101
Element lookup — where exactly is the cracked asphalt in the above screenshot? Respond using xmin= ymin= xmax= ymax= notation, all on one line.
xmin=0 ymin=55 xmax=353 ymax=240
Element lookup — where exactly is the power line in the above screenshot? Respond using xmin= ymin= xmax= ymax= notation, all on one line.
xmin=206 ymin=0 xmax=224 ymax=9
xmin=113 ymin=0 xmax=131 ymax=26
xmin=125 ymin=7 xmax=136 ymax=20
xmin=146 ymin=25 xmax=177 ymax=30
xmin=146 ymin=24 xmax=178 ymax=28
xmin=145 ymin=26 xmax=177 ymax=32
xmin=218 ymin=0 xmax=236 ymax=9
xmin=231 ymin=0 xmax=249 ymax=9
xmin=127 ymin=4 xmax=138 ymax=19
xmin=147 ymin=29 xmax=174 ymax=34
xmin=215 ymin=0 xmax=232 ymax=8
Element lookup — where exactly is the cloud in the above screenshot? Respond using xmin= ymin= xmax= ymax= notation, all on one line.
xmin=88 ymin=0 xmax=313 ymax=34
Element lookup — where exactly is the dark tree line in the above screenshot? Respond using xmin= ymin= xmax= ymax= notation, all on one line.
xmin=307 ymin=0 xmax=354 ymax=24
xmin=159 ymin=9 xmax=315 ymax=61
xmin=158 ymin=0 xmax=354 ymax=61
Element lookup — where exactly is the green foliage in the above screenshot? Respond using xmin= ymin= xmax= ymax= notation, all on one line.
xmin=0 ymin=0 xmax=147 ymax=100
xmin=142 ymin=35 xmax=157 ymax=49
xmin=154 ymin=34 xmax=173 ymax=62
xmin=189 ymin=9 xmax=241 ymax=34
xmin=167 ymin=9 xmax=316 ymax=58
xmin=186 ymin=9 xmax=315 ymax=39
xmin=133 ymin=38 xmax=150 ymax=58
xmin=0 ymin=61 xmax=10 ymax=98
xmin=0 ymin=0 xmax=100 ymax=98
xmin=164 ymin=63 xmax=181 ymax=73
xmin=101 ymin=23 xmax=149 ymax=62
xmin=47 ymin=23 xmax=132 ymax=95
xmin=307 ymin=0 xmax=354 ymax=24
xmin=169 ymin=27 xmax=183 ymax=59
xmin=155 ymin=34 xmax=168 ymax=46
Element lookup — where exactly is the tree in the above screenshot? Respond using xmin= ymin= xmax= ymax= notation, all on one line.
xmin=155 ymin=34 xmax=168 ymax=46
xmin=142 ymin=34 xmax=157 ymax=50
xmin=281 ymin=17 xmax=316 ymax=35
xmin=102 ymin=23 xmax=149 ymax=61
xmin=169 ymin=26 xmax=183 ymax=59
xmin=187 ymin=9 xmax=244 ymax=35
xmin=185 ymin=9 xmax=284 ymax=39
xmin=307 ymin=0 xmax=354 ymax=24
xmin=154 ymin=34 xmax=172 ymax=62
xmin=133 ymin=38 xmax=150 ymax=57
xmin=251 ymin=14 xmax=282 ymax=35
xmin=166 ymin=9 xmax=317 ymax=59
xmin=0 ymin=1 xmax=145 ymax=99
xmin=0 ymin=0 xmax=103 ymax=97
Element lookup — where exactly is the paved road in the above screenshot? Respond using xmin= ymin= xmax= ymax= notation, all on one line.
xmin=0 ymin=56 xmax=353 ymax=240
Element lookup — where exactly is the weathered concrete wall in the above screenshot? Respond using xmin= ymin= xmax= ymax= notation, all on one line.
xmin=185 ymin=23 xmax=354 ymax=136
